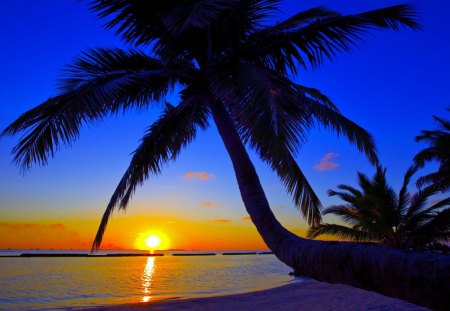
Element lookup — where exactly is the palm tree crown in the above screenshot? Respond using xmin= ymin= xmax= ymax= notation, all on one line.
xmin=308 ymin=165 xmax=450 ymax=250
xmin=414 ymin=111 xmax=450 ymax=193
xmin=2 ymin=1 xmax=419 ymax=251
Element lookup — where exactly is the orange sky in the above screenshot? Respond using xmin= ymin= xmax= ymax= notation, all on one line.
xmin=0 ymin=215 xmax=313 ymax=250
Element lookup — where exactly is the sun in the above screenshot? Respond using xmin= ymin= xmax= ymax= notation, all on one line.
xmin=145 ymin=235 xmax=161 ymax=249
xmin=135 ymin=230 xmax=170 ymax=251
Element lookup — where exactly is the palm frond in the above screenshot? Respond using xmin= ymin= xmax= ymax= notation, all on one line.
xmin=1 ymin=48 xmax=190 ymax=170
xmin=416 ymin=169 xmax=450 ymax=192
xmin=86 ymin=0 xmax=279 ymax=64
xmin=327 ymin=189 xmax=359 ymax=206
xmin=304 ymin=97 xmax=378 ymax=165
xmin=91 ymin=98 xmax=209 ymax=251
xmin=402 ymin=195 xmax=449 ymax=234
xmin=322 ymin=204 xmax=365 ymax=227
xmin=357 ymin=171 xmax=374 ymax=193
xmin=256 ymin=143 xmax=322 ymax=226
xmin=335 ymin=184 xmax=362 ymax=198
xmin=209 ymin=63 xmax=312 ymax=155
xmin=58 ymin=48 xmax=194 ymax=95
xmin=413 ymin=147 xmax=437 ymax=168
xmin=403 ymin=188 xmax=437 ymax=224
xmin=414 ymin=113 xmax=450 ymax=193
xmin=307 ymin=223 xmax=379 ymax=242
xmin=243 ymin=4 xmax=419 ymax=72
xmin=409 ymin=208 xmax=450 ymax=247
xmin=87 ymin=1 xmax=257 ymax=43
xmin=398 ymin=165 xmax=418 ymax=215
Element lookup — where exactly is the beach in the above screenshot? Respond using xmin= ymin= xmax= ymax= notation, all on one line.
xmin=85 ymin=279 xmax=428 ymax=311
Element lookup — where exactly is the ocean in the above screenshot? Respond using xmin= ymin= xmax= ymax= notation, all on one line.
xmin=0 ymin=250 xmax=296 ymax=310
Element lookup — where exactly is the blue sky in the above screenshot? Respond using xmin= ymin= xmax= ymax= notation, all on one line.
xmin=0 ymin=0 xmax=449 ymax=248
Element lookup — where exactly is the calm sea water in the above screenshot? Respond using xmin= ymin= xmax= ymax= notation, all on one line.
xmin=0 ymin=250 xmax=295 ymax=310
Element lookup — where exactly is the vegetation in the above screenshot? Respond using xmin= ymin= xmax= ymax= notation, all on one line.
xmin=414 ymin=111 xmax=450 ymax=193
xmin=3 ymin=1 xmax=449 ymax=309
xmin=308 ymin=165 xmax=450 ymax=251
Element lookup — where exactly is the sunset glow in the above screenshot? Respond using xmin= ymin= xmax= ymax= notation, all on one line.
xmin=145 ymin=235 xmax=161 ymax=249
xmin=135 ymin=231 xmax=170 ymax=250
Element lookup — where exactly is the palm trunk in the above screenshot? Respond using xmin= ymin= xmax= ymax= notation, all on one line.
xmin=209 ymin=100 xmax=450 ymax=310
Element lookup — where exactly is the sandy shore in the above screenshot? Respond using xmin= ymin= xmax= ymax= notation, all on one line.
xmin=84 ymin=279 xmax=428 ymax=311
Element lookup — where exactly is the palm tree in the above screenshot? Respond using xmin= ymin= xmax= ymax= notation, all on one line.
xmin=308 ymin=165 xmax=450 ymax=251
xmin=414 ymin=111 xmax=450 ymax=193
xmin=2 ymin=1 xmax=449 ymax=309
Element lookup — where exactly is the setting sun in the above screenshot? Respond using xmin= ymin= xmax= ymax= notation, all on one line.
xmin=135 ymin=230 xmax=170 ymax=251
xmin=145 ymin=235 xmax=161 ymax=249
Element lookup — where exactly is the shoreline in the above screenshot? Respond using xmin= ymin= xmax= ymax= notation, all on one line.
xmin=83 ymin=279 xmax=428 ymax=311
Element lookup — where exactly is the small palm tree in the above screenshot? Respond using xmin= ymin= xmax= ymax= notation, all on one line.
xmin=2 ymin=1 xmax=448 ymax=309
xmin=308 ymin=166 xmax=450 ymax=251
xmin=414 ymin=111 xmax=450 ymax=193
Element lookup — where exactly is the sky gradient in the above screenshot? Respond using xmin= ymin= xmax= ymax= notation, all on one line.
xmin=1 ymin=0 xmax=449 ymax=250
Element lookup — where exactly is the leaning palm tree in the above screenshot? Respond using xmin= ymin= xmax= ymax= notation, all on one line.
xmin=2 ymin=1 xmax=449 ymax=309
xmin=414 ymin=111 xmax=450 ymax=193
xmin=308 ymin=165 xmax=450 ymax=250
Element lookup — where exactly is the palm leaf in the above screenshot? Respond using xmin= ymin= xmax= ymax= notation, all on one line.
xmin=397 ymin=165 xmax=418 ymax=216
xmin=322 ymin=205 xmax=364 ymax=227
xmin=409 ymin=208 xmax=450 ymax=247
xmin=255 ymin=143 xmax=322 ymax=226
xmin=335 ymin=184 xmax=362 ymax=198
xmin=91 ymin=98 xmax=209 ymax=251
xmin=402 ymin=195 xmax=449 ymax=234
xmin=327 ymin=189 xmax=360 ymax=206
xmin=304 ymin=97 xmax=378 ymax=165
xmin=402 ymin=188 xmax=436 ymax=225
xmin=414 ymin=114 xmax=450 ymax=192
xmin=1 ymin=48 xmax=190 ymax=170
xmin=243 ymin=4 xmax=419 ymax=72
xmin=307 ymin=223 xmax=379 ymax=242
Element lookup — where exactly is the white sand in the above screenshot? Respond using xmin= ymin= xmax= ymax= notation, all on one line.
xmin=85 ymin=279 xmax=428 ymax=310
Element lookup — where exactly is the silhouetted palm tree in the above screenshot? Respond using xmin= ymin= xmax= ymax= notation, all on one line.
xmin=308 ymin=166 xmax=450 ymax=251
xmin=2 ymin=1 xmax=448 ymax=309
xmin=414 ymin=111 xmax=450 ymax=193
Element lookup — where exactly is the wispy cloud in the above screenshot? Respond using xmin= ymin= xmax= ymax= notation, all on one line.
xmin=48 ymin=223 xmax=66 ymax=230
xmin=0 ymin=223 xmax=66 ymax=231
xmin=241 ymin=216 xmax=251 ymax=221
xmin=275 ymin=205 xmax=286 ymax=209
xmin=184 ymin=171 xmax=214 ymax=180
xmin=102 ymin=242 xmax=124 ymax=250
xmin=314 ymin=152 xmax=339 ymax=171
xmin=207 ymin=219 xmax=231 ymax=224
xmin=200 ymin=201 xmax=221 ymax=208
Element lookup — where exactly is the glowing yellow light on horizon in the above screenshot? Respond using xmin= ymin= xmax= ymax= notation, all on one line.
xmin=135 ymin=230 xmax=170 ymax=251
xmin=145 ymin=235 xmax=161 ymax=249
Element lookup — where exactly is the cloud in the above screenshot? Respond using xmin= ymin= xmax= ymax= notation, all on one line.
xmin=200 ymin=201 xmax=221 ymax=208
xmin=48 ymin=223 xmax=66 ymax=230
xmin=314 ymin=152 xmax=339 ymax=171
xmin=275 ymin=205 xmax=286 ymax=209
xmin=241 ymin=216 xmax=251 ymax=221
xmin=207 ymin=219 xmax=231 ymax=224
xmin=184 ymin=171 xmax=214 ymax=180
xmin=102 ymin=242 xmax=124 ymax=250
xmin=0 ymin=223 xmax=67 ymax=231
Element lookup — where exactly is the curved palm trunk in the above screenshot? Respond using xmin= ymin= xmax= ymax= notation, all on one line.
xmin=209 ymin=101 xmax=450 ymax=310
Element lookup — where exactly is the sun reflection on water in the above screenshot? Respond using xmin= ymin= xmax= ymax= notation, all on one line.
xmin=141 ymin=257 xmax=155 ymax=302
